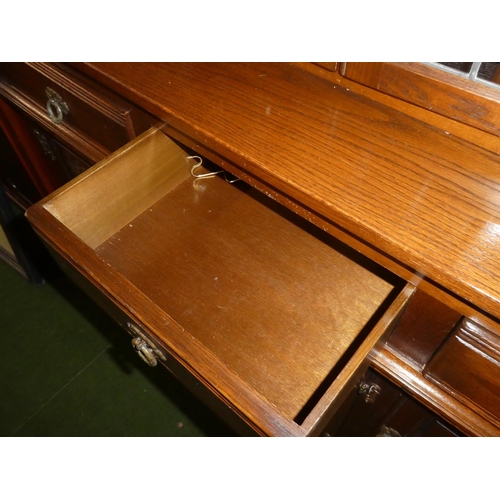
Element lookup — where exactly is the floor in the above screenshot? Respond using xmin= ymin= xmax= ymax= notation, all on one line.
xmin=0 ymin=259 xmax=237 ymax=437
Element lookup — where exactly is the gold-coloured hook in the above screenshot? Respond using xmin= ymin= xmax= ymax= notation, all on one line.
xmin=188 ymin=156 xmax=223 ymax=179
xmin=187 ymin=155 xmax=240 ymax=183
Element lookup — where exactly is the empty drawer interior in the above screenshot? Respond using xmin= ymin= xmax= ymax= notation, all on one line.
xmin=39 ymin=128 xmax=404 ymax=421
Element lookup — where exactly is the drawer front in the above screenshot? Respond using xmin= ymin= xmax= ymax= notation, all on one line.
xmin=44 ymin=242 xmax=258 ymax=436
xmin=424 ymin=318 xmax=500 ymax=423
xmin=0 ymin=63 xmax=152 ymax=162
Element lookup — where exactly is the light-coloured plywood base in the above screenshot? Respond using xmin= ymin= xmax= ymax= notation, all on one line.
xmin=94 ymin=172 xmax=396 ymax=418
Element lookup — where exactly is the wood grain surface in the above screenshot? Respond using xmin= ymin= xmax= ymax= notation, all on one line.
xmin=44 ymin=129 xmax=192 ymax=248
xmin=72 ymin=62 xmax=500 ymax=322
xmin=94 ymin=172 xmax=396 ymax=418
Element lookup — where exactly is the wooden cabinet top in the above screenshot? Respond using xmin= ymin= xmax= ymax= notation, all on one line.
xmin=74 ymin=62 xmax=500 ymax=322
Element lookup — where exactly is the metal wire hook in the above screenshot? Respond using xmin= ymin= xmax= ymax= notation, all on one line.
xmin=187 ymin=155 xmax=240 ymax=183
xmin=188 ymin=156 xmax=223 ymax=179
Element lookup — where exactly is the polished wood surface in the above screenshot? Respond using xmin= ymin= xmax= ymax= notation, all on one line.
xmin=297 ymin=62 xmax=500 ymax=157
xmin=72 ymin=62 xmax=500 ymax=324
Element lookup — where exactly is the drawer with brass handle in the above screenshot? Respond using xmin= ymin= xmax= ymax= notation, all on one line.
xmin=26 ymin=126 xmax=413 ymax=436
xmin=0 ymin=62 xmax=153 ymax=164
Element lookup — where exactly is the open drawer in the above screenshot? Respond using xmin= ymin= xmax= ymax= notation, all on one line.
xmin=26 ymin=127 xmax=414 ymax=436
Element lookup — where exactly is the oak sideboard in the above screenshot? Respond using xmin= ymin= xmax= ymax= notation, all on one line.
xmin=2 ymin=62 xmax=500 ymax=436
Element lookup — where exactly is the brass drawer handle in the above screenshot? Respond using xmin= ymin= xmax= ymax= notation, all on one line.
xmin=45 ymin=87 xmax=69 ymax=125
xmin=128 ymin=322 xmax=166 ymax=367
xmin=131 ymin=337 xmax=159 ymax=367
xmin=358 ymin=381 xmax=381 ymax=404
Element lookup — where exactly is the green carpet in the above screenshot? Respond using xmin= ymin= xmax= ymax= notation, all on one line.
xmin=0 ymin=260 xmax=236 ymax=436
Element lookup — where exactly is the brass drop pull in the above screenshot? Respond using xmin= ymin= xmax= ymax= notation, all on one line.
xmin=128 ymin=322 xmax=166 ymax=367
xmin=131 ymin=337 xmax=159 ymax=367
xmin=45 ymin=87 xmax=69 ymax=125
xmin=358 ymin=381 xmax=381 ymax=404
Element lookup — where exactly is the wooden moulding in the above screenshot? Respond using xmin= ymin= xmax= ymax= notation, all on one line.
xmin=424 ymin=318 xmax=500 ymax=428
xmin=372 ymin=345 xmax=500 ymax=436
xmin=27 ymin=127 xmax=410 ymax=435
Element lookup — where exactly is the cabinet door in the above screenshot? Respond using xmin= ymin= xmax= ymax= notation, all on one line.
xmin=424 ymin=318 xmax=500 ymax=425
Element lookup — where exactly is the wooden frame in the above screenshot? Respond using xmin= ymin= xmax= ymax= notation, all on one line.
xmin=340 ymin=62 xmax=500 ymax=137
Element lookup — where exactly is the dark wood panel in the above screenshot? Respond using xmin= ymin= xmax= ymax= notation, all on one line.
xmin=322 ymin=369 xmax=462 ymax=436
xmin=0 ymin=98 xmax=61 ymax=203
xmin=425 ymin=319 xmax=500 ymax=422
xmin=386 ymin=288 xmax=462 ymax=368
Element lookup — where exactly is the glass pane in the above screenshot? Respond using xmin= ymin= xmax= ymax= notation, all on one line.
xmin=437 ymin=62 xmax=473 ymax=74
xmin=478 ymin=62 xmax=500 ymax=84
